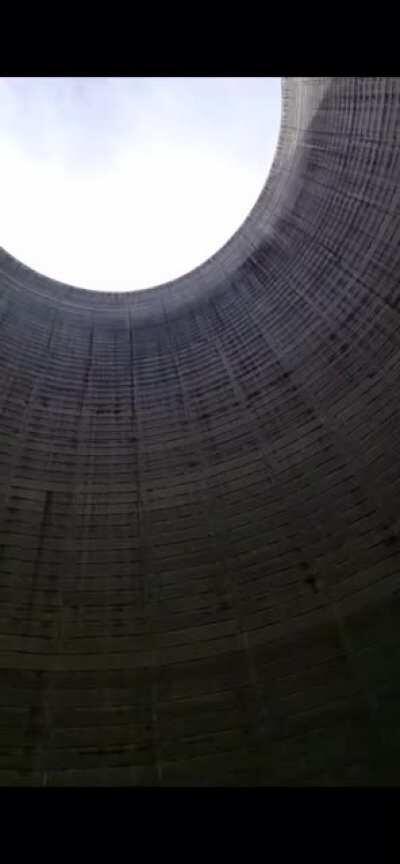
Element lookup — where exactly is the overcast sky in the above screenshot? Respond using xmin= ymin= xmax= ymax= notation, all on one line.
xmin=0 ymin=77 xmax=281 ymax=292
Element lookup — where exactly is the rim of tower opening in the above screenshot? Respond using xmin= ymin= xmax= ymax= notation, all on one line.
xmin=0 ymin=78 xmax=284 ymax=302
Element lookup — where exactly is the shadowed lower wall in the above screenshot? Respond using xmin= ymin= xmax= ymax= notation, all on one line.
xmin=0 ymin=77 xmax=400 ymax=785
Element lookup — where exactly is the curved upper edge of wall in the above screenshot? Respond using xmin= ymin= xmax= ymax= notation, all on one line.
xmin=0 ymin=78 xmax=333 ymax=314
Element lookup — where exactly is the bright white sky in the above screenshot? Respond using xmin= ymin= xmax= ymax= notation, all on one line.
xmin=0 ymin=77 xmax=281 ymax=292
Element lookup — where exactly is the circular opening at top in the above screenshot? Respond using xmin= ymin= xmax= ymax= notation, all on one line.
xmin=0 ymin=77 xmax=281 ymax=292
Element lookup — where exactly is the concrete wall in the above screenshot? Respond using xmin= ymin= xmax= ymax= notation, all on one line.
xmin=0 ymin=77 xmax=400 ymax=785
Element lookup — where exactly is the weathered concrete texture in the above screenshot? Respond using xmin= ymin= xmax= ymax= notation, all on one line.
xmin=0 ymin=77 xmax=400 ymax=785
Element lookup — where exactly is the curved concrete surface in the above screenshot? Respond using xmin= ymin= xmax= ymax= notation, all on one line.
xmin=0 ymin=77 xmax=400 ymax=785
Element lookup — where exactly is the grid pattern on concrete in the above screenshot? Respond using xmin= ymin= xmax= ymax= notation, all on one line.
xmin=0 ymin=77 xmax=400 ymax=785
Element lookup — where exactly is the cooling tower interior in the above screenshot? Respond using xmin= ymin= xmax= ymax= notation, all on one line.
xmin=1 ymin=76 xmax=400 ymax=786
